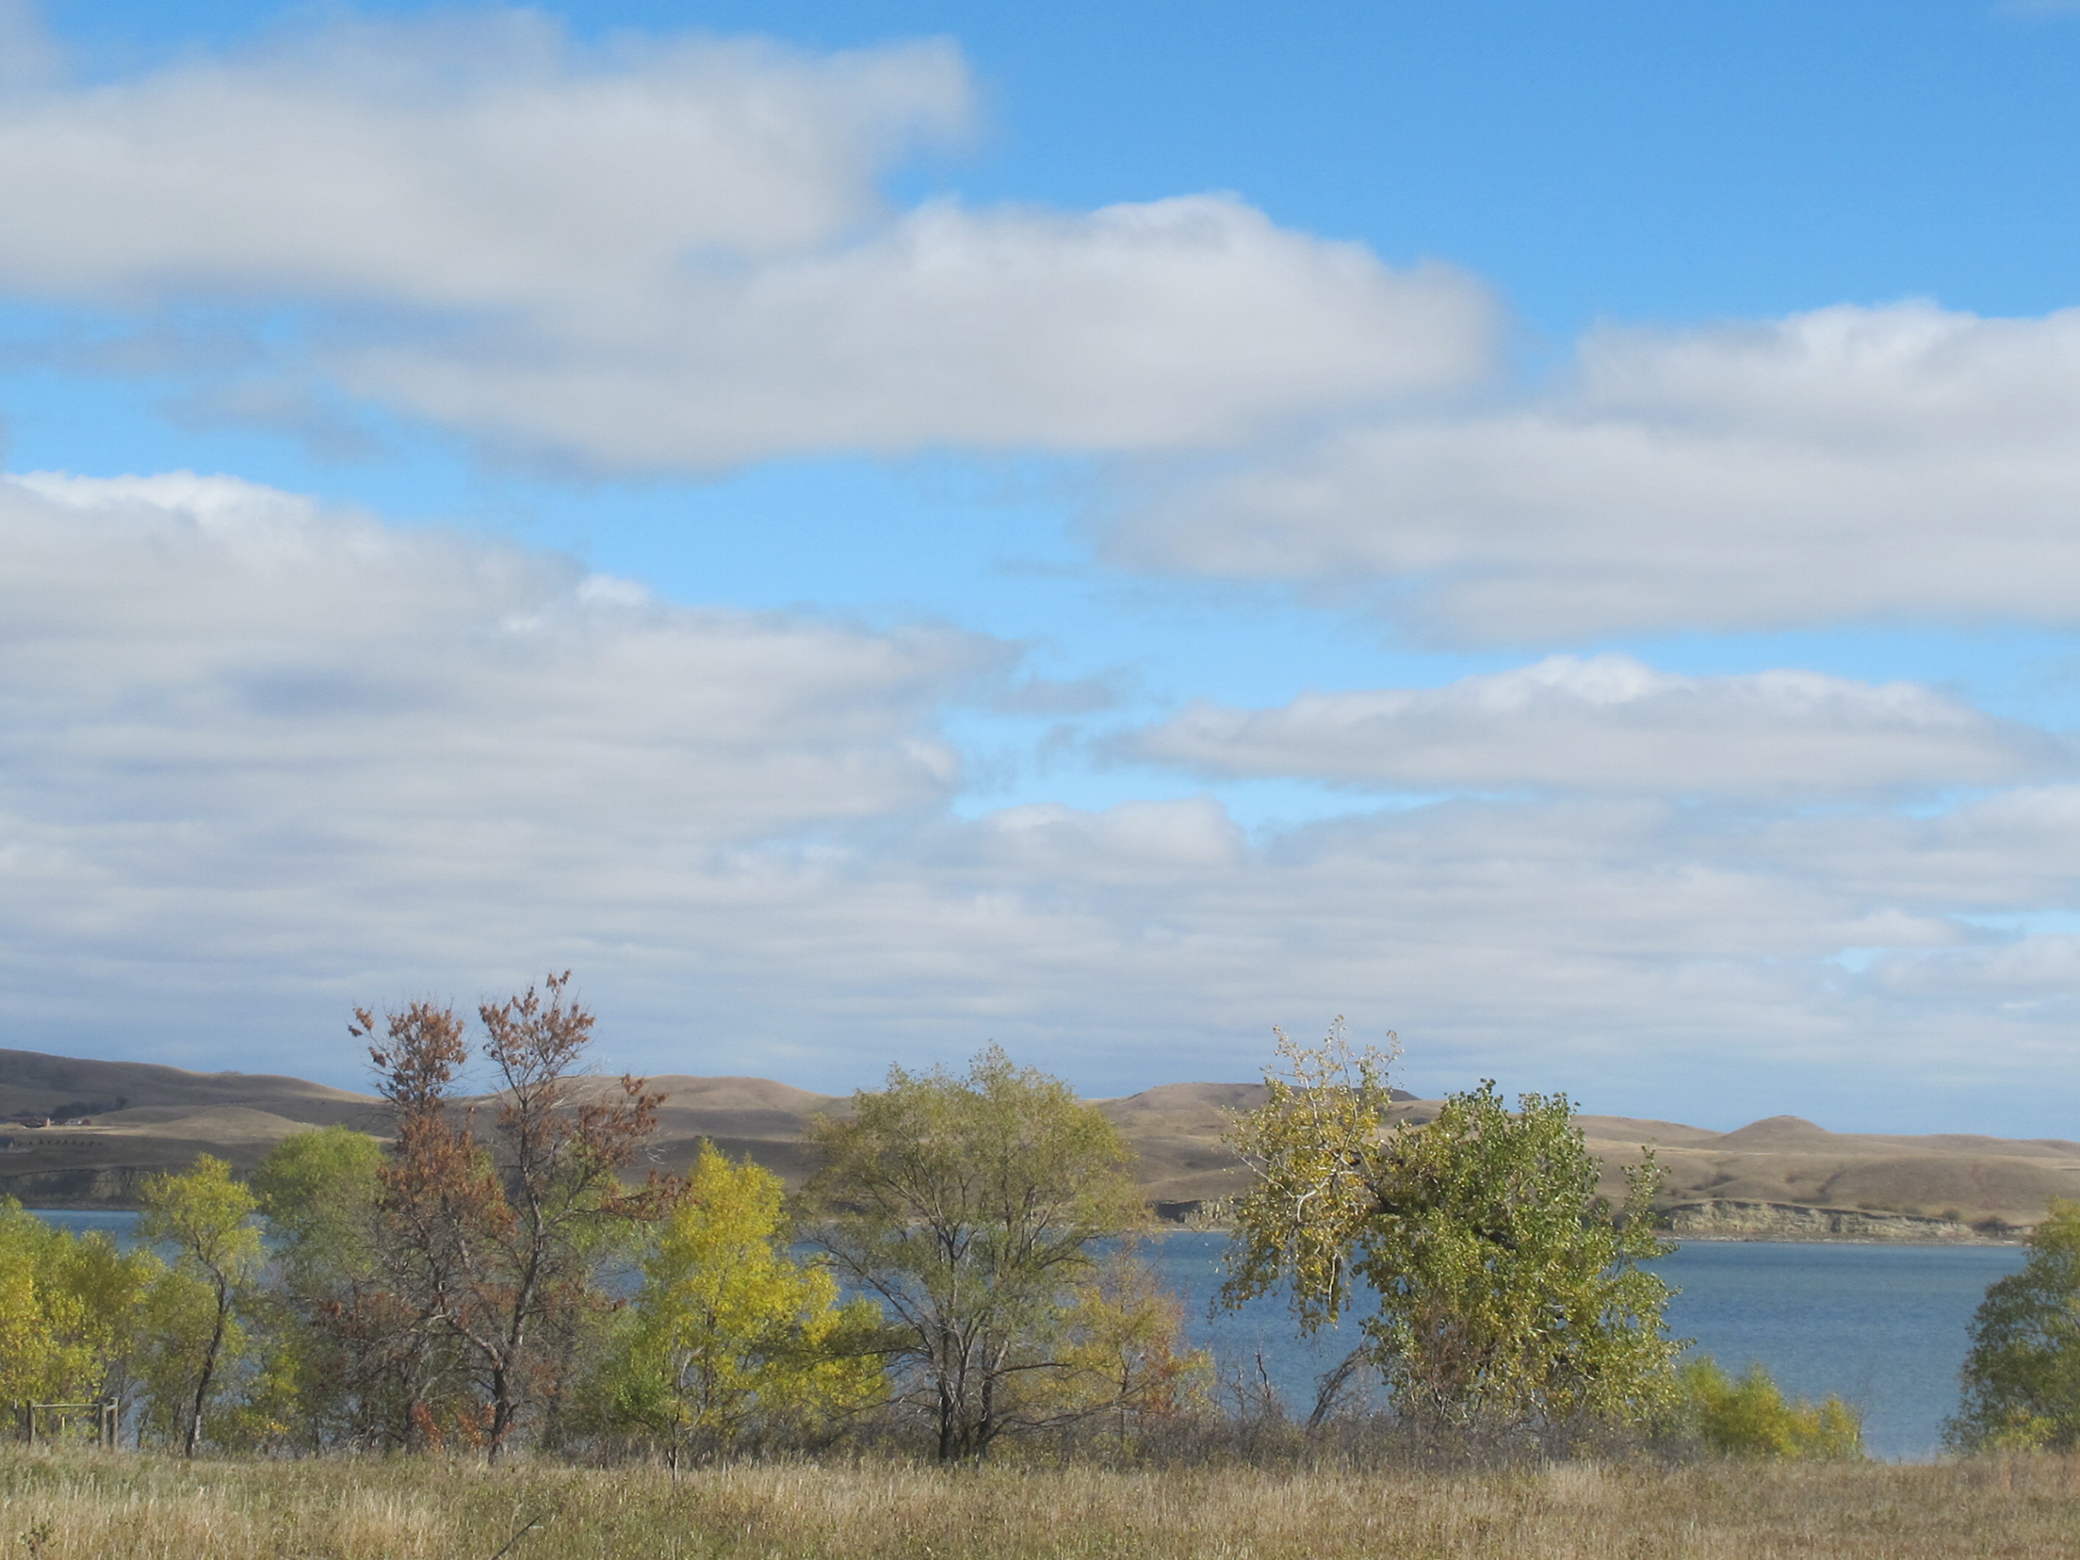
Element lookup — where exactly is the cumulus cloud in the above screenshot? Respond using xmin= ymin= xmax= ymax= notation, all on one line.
xmin=0 ymin=10 xmax=1494 ymax=466
xmin=1121 ymin=303 xmax=2080 ymax=641
xmin=1126 ymin=653 xmax=2072 ymax=797
xmin=906 ymin=789 xmax=2080 ymax=1125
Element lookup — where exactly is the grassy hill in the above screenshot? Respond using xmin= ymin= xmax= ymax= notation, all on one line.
xmin=0 ymin=1048 xmax=2070 ymax=1236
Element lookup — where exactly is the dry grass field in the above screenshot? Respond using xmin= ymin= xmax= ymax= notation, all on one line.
xmin=0 ymin=1448 xmax=2076 ymax=1559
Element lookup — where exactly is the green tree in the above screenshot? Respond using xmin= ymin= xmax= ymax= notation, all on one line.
xmin=251 ymin=1125 xmax=406 ymax=1451
xmin=1949 ymin=1199 xmax=2080 ymax=1451
xmin=805 ymin=1046 xmax=1146 ymax=1461
xmin=1222 ymin=1025 xmax=1680 ymax=1439
xmin=137 ymin=1155 xmax=265 ymax=1457
xmin=598 ymin=1141 xmax=884 ymax=1465
xmin=132 ymin=1266 xmax=226 ymax=1451
xmin=1678 ymin=1357 xmax=1861 ymax=1459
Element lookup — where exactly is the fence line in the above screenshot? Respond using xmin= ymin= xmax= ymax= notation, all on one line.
xmin=15 ymin=1399 xmax=118 ymax=1449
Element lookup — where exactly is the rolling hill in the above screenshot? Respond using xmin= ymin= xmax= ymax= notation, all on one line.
xmin=0 ymin=1048 xmax=2069 ymax=1238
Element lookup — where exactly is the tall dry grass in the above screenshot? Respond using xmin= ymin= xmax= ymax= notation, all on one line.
xmin=0 ymin=1446 xmax=2075 ymax=1559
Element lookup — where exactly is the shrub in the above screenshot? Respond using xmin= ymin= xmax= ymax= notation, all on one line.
xmin=1677 ymin=1356 xmax=1862 ymax=1459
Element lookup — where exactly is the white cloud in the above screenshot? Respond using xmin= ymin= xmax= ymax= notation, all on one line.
xmin=340 ymin=197 xmax=1493 ymax=465
xmin=1126 ymin=653 xmax=2071 ymax=797
xmin=5 ymin=472 xmax=2080 ymax=1129
xmin=1121 ymin=302 xmax=2080 ymax=641
xmin=0 ymin=14 xmax=968 ymax=303
xmin=0 ymin=11 xmax=1495 ymax=466
xmin=0 ymin=470 xmax=997 ymax=849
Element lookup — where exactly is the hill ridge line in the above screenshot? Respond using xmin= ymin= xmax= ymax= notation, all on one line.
xmin=0 ymin=1048 xmax=2066 ymax=1235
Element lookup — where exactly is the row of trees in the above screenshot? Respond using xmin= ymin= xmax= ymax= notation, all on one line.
xmin=1 ymin=988 xmax=1867 ymax=1462
xmin=4 ymin=979 xmax=1204 ymax=1462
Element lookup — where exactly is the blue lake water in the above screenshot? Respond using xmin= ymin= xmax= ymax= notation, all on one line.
xmin=36 ymin=1209 xmax=2022 ymax=1461
xmin=29 ymin=1209 xmax=146 ymax=1244
xmin=1142 ymin=1232 xmax=2025 ymax=1461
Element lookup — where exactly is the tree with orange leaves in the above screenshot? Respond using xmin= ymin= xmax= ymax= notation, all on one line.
xmin=354 ymin=972 xmax=664 ymax=1459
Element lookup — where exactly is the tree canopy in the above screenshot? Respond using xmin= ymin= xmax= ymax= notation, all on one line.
xmin=1221 ymin=1024 xmax=1681 ymax=1439
xmin=598 ymin=1140 xmax=884 ymax=1465
xmin=355 ymin=973 xmax=665 ymax=1457
xmin=0 ymin=1197 xmax=156 ymax=1415
xmin=137 ymin=1155 xmax=265 ymax=1457
xmin=1950 ymin=1198 xmax=2080 ymax=1451
xmin=804 ymin=1045 xmax=1158 ymax=1460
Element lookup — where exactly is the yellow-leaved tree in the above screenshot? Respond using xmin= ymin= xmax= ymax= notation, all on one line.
xmin=0 ymin=1199 xmax=158 ymax=1420
xmin=1046 ymin=1244 xmax=1212 ymax=1451
xmin=599 ymin=1141 xmax=884 ymax=1466
xmin=136 ymin=1155 xmax=266 ymax=1457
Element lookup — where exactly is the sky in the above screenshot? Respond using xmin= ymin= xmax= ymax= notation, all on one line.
xmin=6 ymin=0 xmax=2080 ymax=1131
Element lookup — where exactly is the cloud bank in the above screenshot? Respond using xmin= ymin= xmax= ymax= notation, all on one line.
xmin=0 ymin=474 xmax=2077 ymax=1128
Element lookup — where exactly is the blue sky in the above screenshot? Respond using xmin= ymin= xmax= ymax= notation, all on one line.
xmin=6 ymin=0 xmax=2080 ymax=1131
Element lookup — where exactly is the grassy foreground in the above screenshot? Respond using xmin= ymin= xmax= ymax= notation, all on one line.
xmin=1 ymin=1448 xmax=2078 ymax=1559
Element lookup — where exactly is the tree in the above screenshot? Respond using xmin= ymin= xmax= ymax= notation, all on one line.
xmin=1222 ymin=1025 xmax=1680 ymax=1440
xmin=0 ymin=1198 xmax=158 ymax=1418
xmin=1949 ymin=1199 xmax=2080 ymax=1451
xmin=137 ymin=1155 xmax=265 ymax=1457
xmin=805 ymin=1046 xmax=1145 ymax=1460
xmin=1678 ymin=1357 xmax=1861 ymax=1459
xmin=357 ymin=973 xmax=665 ymax=1459
xmin=469 ymin=974 xmax=665 ymax=1454
xmin=597 ymin=1141 xmax=884 ymax=1466
xmin=251 ymin=1125 xmax=403 ymax=1451
xmin=1046 ymin=1244 xmax=1213 ymax=1450
xmin=355 ymin=996 xmax=488 ymax=1447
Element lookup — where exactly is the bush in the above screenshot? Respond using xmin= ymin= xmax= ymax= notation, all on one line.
xmin=1676 ymin=1356 xmax=1862 ymax=1459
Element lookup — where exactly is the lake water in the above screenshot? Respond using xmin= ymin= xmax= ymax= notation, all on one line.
xmin=1138 ymin=1233 xmax=2026 ymax=1461
xmin=36 ymin=1209 xmax=2023 ymax=1461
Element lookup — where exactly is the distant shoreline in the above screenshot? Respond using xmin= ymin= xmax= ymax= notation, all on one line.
xmin=1664 ymin=1231 xmax=2027 ymax=1248
xmin=3 ymin=1046 xmax=2075 ymax=1238
xmin=23 ymin=1207 xmax=2036 ymax=1247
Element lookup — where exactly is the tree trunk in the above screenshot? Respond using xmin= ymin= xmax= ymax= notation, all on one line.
xmin=936 ymin=1375 xmax=957 ymax=1462
xmin=487 ymin=1358 xmax=514 ymax=1463
xmin=185 ymin=1278 xmax=231 ymax=1459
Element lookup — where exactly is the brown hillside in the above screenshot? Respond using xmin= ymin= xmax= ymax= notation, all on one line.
xmin=0 ymin=1048 xmax=377 ymax=1126
xmin=0 ymin=1048 xmax=2069 ymax=1235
